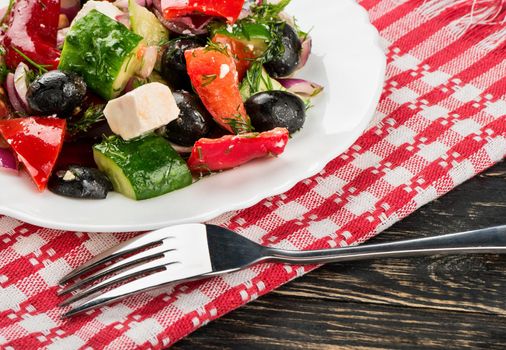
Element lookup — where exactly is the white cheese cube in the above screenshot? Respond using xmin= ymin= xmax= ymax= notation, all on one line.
xmin=104 ymin=83 xmax=180 ymax=140
xmin=71 ymin=1 xmax=123 ymax=27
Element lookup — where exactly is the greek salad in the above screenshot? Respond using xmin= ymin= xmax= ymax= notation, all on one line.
xmin=0 ymin=0 xmax=323 ymax=200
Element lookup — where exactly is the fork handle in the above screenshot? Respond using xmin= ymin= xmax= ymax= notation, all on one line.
xmin=264 ymin=225 xmax=506 ymax=264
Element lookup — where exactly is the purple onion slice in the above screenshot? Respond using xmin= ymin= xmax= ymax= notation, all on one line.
xmin=137 ymin=46 xmax=158 ymax=78
xmin=57 ymin=27 xmax=70 ymax=49
xmin=153 ymin=8 xmax=213 ymax=35
xmin=278 ymin=78 xmax=324 ymax=97
xmin=295 ymin=36 xmax=312 ymax=72
xmin=116 ymin=13 xmax=131 ymax=28
xmin=5 ymin=73 xmax=26 ymax=114
xmin=13 ymin=62 xmax=31 ymax=110
xmin=0 ymin=148 xmax=18 ymax=172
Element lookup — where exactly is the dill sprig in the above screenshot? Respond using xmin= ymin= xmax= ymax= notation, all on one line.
xmin=1 ymin=0 xmax=14 ymax=24
xmin=204 ymin=40 xmax=230 ymax=56
xmin=0 ymin=65 xmax=8 ymax=85
xmin=243 ymin=61 xmax=263 ymax=94
xmin=223 ymin=116 xmax=254 ymax=134
xmin=68 ymin=104 xmax=106 ymax=136
xmin=0 ymin=46 xmax=9 ymax=84
xmin=250 ymin=0 xmax=291 ymax=23
xmin=12 ymin=47 xmax=50 ymax=74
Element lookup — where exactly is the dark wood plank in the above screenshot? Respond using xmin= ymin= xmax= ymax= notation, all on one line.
xmin=173 ymin=297 xmax=506 ymax=349
xmin=174 ymin=161 xmax=506 ymax=349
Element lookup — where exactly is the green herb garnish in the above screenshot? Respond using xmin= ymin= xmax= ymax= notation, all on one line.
xmin=204 ymin=40 xmax=230 ymax=56
xmin=0 ymin=48 xmax=8 ymax=84
xmin=243 ymin=61 xmax=263 ymax=95
xmin=223 ymin=116 xmax=254 ymax=134
xmin=250 ymin=0 xmax=291 ymax=23
xmin=12 ymin=46 xmax=50 ymax=74
xmin=1 ymin=0 xmax=14 ymax=24
xmin=68 ymin=104 xmax=106 ymax=136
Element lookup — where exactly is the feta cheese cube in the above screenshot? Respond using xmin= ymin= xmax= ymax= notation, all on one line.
xmin=71 ymin=1 xmax=123 ymax=28
xmin=104 ymin=83 xmax=180 ymax=140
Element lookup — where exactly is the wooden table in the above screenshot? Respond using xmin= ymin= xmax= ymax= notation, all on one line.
xmin=174 ymin=161 xmax=506 ymax=349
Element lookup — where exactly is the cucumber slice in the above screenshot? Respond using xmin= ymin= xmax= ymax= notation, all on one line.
xmin=129 ymin=0 xmax=168 ymax=46
xmin=212 ymin=22 xmax=271 ymax=56
xmin=93 ymin=134 xmax=192 ymax=200
xmin=59 ymin=10 xmax=144 ymax=100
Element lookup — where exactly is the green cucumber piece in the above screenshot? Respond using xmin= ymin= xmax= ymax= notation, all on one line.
xmin=93 ymin=134 xmax=192 ymax=200
xmin=129 ymin=0 xmax=168 ymax=46
xmin=59 ymin=10 xmax=143 ymax=100
xmin=212 ymin=22 xmax=271 ymax=56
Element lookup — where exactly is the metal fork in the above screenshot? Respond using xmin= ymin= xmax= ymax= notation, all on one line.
xmin=59 ymin=224 xmax=506 ymax=317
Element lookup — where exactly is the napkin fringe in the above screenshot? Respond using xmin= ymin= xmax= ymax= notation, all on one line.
xmin=419 ymin=0 xmax=506 ymax=39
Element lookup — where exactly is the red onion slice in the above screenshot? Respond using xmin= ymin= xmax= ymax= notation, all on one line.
xmin=57 ymin=27 xmax=70 ymax=49
xmin=138 ymin=46 xmax=158 ymax=78
xmin=13 ymin=62 xmax=31 ymax=110
xmin=295 ymin=36 xmax=312 ymax=72
xmin=5 ymin=73 xmax=26 ymax=114
xmin=114 ymin=0 xmax=151 ymax=9
xmin=116 ymin=13 xmax=131 ymax=28
xmin=0 ymin=148 xmax=18 ymax=171
xmin=154 ymin=9 xmax=213 ymax=35
xmin=153 ymin=0 xmax=162 ymax=12
xmin=113 ymin=0 xmax=129 ymax=10
xmin=277 ymin=78 xmax=323 ymax=97
xmin=0 ymin=6 xmax=8 ymax=22
xmin=124 ymin=77 xmax=136 ymax=93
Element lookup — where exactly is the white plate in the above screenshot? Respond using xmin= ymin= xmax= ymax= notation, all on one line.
xmin=0 ymin=0 xmax=385 ymax=232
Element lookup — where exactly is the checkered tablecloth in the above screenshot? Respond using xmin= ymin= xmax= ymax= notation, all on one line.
xmin=1 ymin=0 xmax=505 ymax=348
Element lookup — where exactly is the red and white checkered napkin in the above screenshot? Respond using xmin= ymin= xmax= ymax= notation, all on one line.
xmin=1 ymin=0 xmax=505 ymax=348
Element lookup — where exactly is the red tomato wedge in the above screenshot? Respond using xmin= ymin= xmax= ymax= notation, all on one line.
xmin=212 ymin=34 xmax=255 ymax=81
xmin=185 ymin=47 xmax=250 ymax=134
xmin=0 ymin=117 xmax=66 ymax=190
xmin=3 ymin=0 xmax=60 ymax=70
xmin=187 ymin=127 xmax=289 ymax=172
xmin=162 ymin=0 xmax=245 ymax=24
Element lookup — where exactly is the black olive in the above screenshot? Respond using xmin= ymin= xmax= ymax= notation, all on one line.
xmin=264 ymin=24 xmax=302 ymax=78
xmin=165 ymin=90 xmax=213 ymax=146
xmin=27 ymin=70 xmax=87 ymax=118
xmin=161 ymin=37 xmax=205 ymax=90
xmin=48 ymin=166 xmax=113 ymax=199
xmin=245 ymin=91 xmax=306 ymax=134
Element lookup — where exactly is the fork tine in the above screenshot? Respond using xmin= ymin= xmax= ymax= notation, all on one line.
xmin=62 ymin=263 xmax=209 ymax=318
xmin=57 ymin=242 xmax=176 ymax=296
xmin=59 ymin=227 xmax=178 ymax=285
xmin=59 ymin=250 xmax=179 ymax=307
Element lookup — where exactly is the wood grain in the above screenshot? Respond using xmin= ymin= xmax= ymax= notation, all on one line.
xmin=174 ymin=162 xmax=506 ymax=349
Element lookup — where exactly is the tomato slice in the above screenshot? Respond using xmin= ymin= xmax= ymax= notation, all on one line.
xmin=187 ymin=127 xmax=289 ymax=172
xmin=212 ymin=34 xmax=255 ymax=81
xmin=162 ymin=0 xmax=245 ymax=24
xmin=185 ymin=47 xmax=250 ymax=134
xmin=3 ymin=0 xmax=60 ymax=70
xmin=0 ymin=117 xmax=66 ymax=190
